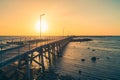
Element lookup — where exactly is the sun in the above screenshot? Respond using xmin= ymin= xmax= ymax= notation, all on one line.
xmin=35 ymin=20 xmax=48 ymax=33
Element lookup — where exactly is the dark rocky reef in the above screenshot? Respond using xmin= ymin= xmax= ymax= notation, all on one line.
xmin=71 ymin=38 xmax=92 ymax=42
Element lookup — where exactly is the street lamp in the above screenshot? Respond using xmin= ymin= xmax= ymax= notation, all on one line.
xmin=40 ymin=14 xmax=45 ymax=39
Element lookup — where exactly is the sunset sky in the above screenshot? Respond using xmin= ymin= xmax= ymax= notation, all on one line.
xmin=0 ymin=0 xmax=120 ymax=36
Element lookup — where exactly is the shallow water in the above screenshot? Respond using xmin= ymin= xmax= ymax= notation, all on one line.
xmin=1 ymin=36 xmax=120 ymax=80
xmin=54 ymin=36 xmax=120 ymax=80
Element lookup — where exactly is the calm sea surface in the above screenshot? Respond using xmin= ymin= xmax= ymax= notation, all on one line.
xmin=0 ymin=36 xmax=120 ymax=80
xmin=53 ymin=36 xmax=120 ymax=80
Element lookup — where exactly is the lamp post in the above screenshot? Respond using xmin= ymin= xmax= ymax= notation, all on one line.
xmin=40 ymin=14 xmax=45 ymax=39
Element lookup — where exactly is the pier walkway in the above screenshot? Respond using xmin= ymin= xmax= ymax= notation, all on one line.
xmin=0 ymin=36 xmax=73 ymax=80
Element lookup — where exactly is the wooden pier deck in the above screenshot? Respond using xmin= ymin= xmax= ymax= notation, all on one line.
xmin=0 ymin=36 xmax=73 ymax=80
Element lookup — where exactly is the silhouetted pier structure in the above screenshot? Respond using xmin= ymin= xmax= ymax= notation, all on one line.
xmin=0 ymin=36 xmax=73 ymax=80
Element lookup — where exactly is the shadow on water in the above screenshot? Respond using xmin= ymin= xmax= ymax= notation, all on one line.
xmin=37 ymin=69 xmax=76 ymax=80
xmin=0 ymin=70 xmax=9 ymax=80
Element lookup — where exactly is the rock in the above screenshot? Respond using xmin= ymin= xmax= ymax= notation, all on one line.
xmin=91 ymin=57 xmax=97 ymax=61
xmin=106 ymin=57 xmax=110 ymax=59
xmin=78 ymin=70 xmax=82 ymax=74
xmin=81 ymin=59 xmax=85 ymax=61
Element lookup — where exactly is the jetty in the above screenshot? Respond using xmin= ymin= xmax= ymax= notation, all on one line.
xmin=0 ymin=36 xmax=74 ymax=80
xmin=0 ymin=36 xmax=92 ymax=80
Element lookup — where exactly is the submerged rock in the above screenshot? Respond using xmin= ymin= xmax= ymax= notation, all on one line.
xmin=106 ymin=57 xmax=110 ymax=59
xmin=87 ymin=47 xmax=90 ymax=49
xmin=81 ymin=59 xmax=85 ymax=61
xmin=91 ymin=57 xmax=97 ymax=61
xmin=78 ymin=70 xmax=82 ymax=74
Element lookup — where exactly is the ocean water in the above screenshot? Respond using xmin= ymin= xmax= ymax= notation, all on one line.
xmin=54 ymin=36 xmax=120 ymax=80
xmin=1 ymin=36 xmax=120 ymax=80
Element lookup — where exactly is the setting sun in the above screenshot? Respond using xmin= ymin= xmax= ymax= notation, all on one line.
xmin=35 ymin=20 xmax=48 ymax=33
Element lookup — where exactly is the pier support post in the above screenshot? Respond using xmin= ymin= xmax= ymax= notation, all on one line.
xmin=26 ymin=54 xmax=31 ymax=80
xmin=48 ymin=45 xmax=51 ymax=67
xmin=56 ymin=44 xmax=59 ymax=57
xmin=51 ymin=45 xmax=56 ymax=64
xmin=39 ymin=48 xmax=45 ymax=72
xmin=30 ymin=53 xmax=33 ymax=64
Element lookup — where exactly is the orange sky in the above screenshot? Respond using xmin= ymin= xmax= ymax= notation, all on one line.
xmin=0 ymin=0 xmax=120 ymax=36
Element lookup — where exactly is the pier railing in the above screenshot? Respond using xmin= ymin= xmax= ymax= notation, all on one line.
xmin=0 ymin=36 xmax=69 ymax=64
xmin=0 ymin=36 xmax=73 ymax=80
